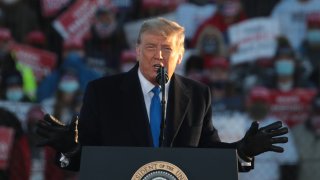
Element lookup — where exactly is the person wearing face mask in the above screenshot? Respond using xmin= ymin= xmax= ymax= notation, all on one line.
xmin=301 ymin=12 xmax=320 ymax=88
xmin=193 ymin=26 xmax=227 ymax=63
xmin=1 ymin=70 xmax=31 ymax=102
xmin=41 ymin=69 xmax=82 ymax=125
xmin=292 ymin=92 xmax=320 ymax=180
xmin=266 ymin=42 xmax=317 ymax=127
xmin=269 ymin=40 xmax=312 ymax=91
xmin=86 ymin=6 xmax=128 ymax=73
xmin=271 ymin=0 xmax=320 ymax=50
xmin=0 ymin=28 xmax=37 ymax=101
xmin=305 ymin=13 xmax=320 ymax=47
xmin=270 ymin=39 xmax=298 ymax=91
xmin=36 ymin=39 xmax=100 ymax=102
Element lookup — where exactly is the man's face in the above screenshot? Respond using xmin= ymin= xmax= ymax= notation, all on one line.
xmin=136 ymin=32 xmax=182 ymax=85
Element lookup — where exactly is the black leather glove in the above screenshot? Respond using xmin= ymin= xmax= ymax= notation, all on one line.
xmin=36 ymin=114 xmax=79 ymax=153
xmin=237 ymin=121 xmax=288 ymax=160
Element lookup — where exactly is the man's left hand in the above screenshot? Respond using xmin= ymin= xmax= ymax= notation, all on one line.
xmin=237 ymin=121 xmax=288 ymax=160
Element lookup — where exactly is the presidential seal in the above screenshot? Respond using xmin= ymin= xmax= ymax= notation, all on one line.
xmin=131 ymin=161 xmax=188 ymax=180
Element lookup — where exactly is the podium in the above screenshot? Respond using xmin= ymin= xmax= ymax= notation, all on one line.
xmin=79 ymin=146 xmax=238 ymax=180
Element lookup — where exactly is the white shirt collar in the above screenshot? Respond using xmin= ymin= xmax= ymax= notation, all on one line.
xmin=138 ymin=68 xmax=155 ymax=95
xmin=138 ymin=67 xmax=171 ymax=95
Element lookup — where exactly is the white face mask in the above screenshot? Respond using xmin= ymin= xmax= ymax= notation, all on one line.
xmin=275 ymin=59 xmax=295 ymax=76
xmin=6 ymin=88 xmax=23 ymax=101
xmin=306 ymin=29 xmax=320 ymax=45
xmin=2 ymin=0 xmax=19 ymax=5
xmin=59 ymin=80 xmax=80 ymax=93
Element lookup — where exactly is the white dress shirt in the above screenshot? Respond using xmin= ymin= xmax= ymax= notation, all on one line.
xmin=138 ymin=68 xmax=170 ymax=121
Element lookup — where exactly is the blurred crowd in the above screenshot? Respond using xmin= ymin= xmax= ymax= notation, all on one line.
xmin=0 ymin=0 xmax=320 ymax=179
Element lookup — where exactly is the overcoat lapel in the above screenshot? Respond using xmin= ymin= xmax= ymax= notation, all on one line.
xmin=166 ymin=74 xmax=191 ymax=146
xmin=120 ymin=65 xmax=153 ymax=146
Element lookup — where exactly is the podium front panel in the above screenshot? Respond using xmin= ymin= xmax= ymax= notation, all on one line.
xmin=80 ymin=146 xmax=238 ymax=180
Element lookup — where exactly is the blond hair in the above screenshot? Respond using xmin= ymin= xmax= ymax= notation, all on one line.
xmin=137 ymin=17 xmax=185 ymax=54
xmin=195 ymin=25 xmax=226 ymax=56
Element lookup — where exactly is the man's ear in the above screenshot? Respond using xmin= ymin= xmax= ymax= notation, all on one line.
xmin=177 ymin=53 xmax=183 ymax=65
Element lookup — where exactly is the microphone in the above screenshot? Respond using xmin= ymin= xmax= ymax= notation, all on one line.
xmin=156 ymin=66 xmax=169 ymax=86
xmin=156 ymin=66 xmax=168 ymax=147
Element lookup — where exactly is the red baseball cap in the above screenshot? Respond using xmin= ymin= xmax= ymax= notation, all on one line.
xmin=307 ymin=12 xmax=320 ymax=28
xmin=0 ymin=27 xmax=12 ymax=41
xmin=25 ymin=30 xmax=46 ymax=45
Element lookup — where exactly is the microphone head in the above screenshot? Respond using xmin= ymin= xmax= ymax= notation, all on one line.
xmin=156 ymin=66 xmax=169 ymax=85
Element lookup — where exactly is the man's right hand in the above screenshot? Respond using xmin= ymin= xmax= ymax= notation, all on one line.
xmin=36 ymin=114 xmax=78 ymax=153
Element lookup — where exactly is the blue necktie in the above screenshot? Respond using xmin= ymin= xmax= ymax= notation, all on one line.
xmin=150 ymin=86 xmax=161 ymax=147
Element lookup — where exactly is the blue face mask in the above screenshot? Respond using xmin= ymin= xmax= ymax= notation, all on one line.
xmin=275 ymin=59 xmax=295 ymax=76
xmin=306 ymin=29 xmax=320 ymax=45
xmin=202 ymin=38 xmax=218 ymax=55
xmin=6 ymin=89 xmax=24 ymax=101
xmin=59 ymin=80 xmax=80 ymax=93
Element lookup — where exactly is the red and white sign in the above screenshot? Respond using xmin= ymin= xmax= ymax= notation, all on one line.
xmin=228 ymin=18 xmax=281 ymax=64
xmin=52 ymin=0 xmax=112 ymax=40
xmin=41 ymin=0 xmax=71 ymax=17
xmin=269 ymin=88 xmax=317 ymax=128
xmin=0 ymin=127 xmax=15 ymax=170
xmin=10 ymin=43 xmax=57 ymax=81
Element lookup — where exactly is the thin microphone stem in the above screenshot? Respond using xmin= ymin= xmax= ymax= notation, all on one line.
xmin=157 ymin=67 xmax=167 ymax=147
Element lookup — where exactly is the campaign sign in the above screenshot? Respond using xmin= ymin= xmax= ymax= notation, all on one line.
xmin=52 ymin=0 xmax=111 ymax=40
xmin=269 ymin=88 xmax=317 ymax=127
xmin=228 ymin=18 xmax=281 ymax=64
xmin=175 ymin=3 xmax=216 ymax=39
xmin=41 ymin=0 xmax=71 ymax=17
xmin=10 ymin=43 xmax=57 ymax=82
